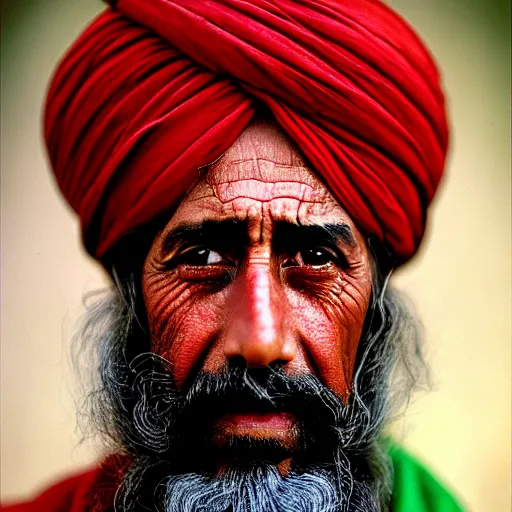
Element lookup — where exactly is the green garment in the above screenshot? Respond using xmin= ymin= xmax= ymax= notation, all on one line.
xmin=390 ymin=444 xmax=466 ymax=512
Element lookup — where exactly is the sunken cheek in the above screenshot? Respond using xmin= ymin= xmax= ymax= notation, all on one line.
xmin=143 ymin=267 xmax=228 ymax=388
xmin=284 ymin=269 xmax=371 ymax=397
xmin=143 ymin=263 xmax=371 ymax=397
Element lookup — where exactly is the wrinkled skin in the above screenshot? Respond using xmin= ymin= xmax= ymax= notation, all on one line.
xmin=142 ymin=120 xmax=372 ymax=458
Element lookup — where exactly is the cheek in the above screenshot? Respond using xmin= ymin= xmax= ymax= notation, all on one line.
xmin=143 ymin=272 xmax=226 ymax=387
xmin=286 ymin=274 xmax=371 ymax=399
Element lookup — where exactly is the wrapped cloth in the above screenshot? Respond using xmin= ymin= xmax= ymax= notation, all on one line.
xmin=44 ymin=0 xmax=449 ymax=263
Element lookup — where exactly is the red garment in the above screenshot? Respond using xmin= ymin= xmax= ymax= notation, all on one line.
xmin=44 ymin=0 xmax=448 ymax=263
xmin=1 ymin=471 xmax=99 ymax=512
xmin=1 ymin=456 xmax=128 ymax=512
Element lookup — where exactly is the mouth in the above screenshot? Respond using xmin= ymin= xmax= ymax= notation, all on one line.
xmin=215 ymin=411 xmax=295 ymax=436
xmin=170 ymin=367 xmax=337 ymax=470
xmin=209 ymin=410 xmax=299 ymax=467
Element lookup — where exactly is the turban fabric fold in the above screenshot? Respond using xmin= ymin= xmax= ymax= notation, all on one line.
xmin=44 ymin=0 xmax=449 ymax=263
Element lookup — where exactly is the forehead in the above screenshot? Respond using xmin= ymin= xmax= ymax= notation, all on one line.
xmin=168 ymin=121 xmax=359 ymax=234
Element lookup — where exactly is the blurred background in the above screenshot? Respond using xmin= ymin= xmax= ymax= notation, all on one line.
xmin=1 ymin=1 xmax=510 ymax=510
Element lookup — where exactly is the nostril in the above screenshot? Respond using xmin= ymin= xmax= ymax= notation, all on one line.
xmin=231 ymin=349 xmax=291 ymax=369
xmin=242 ymin=346 xmax=284 ymax=368
xmin=227 ymin=355 xmax=248 ymax=370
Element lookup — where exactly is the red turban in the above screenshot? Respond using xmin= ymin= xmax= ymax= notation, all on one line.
xmin=45 ymin=0 xmax=449 ymax=264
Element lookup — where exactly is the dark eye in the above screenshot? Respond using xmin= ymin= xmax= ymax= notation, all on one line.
xmin=174 ymin=247 xmax=226 ymax=266
xmin=284 ymin=245 xmax=343 ymax=268
xmin=298 ymin=247 xmax=336 ymax=266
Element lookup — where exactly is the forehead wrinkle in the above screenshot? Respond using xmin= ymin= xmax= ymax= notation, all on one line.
xmin=217 ymin=120 xmax=306 ymax=167
xmin=204 ymin=158 xmax=327 ymax=207
xmin=210 ymin=158 xmax=314 ymax=186
xmin=205 ymin=120 xmax=314 ymax=188
xmin=212 ymin=181 xmax=320 ymax=205
xmin=176 ymin=179 xmax=345 ymax=230
xmin=169 ymin=120 xmax=357 ymax=238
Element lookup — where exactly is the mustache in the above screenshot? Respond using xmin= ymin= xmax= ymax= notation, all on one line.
xmin=124 ymin=353 xmax=347 ymax=458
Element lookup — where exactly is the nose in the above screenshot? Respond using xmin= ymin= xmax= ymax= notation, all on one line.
xmin=223 ymin=261 xmax=296 ymax=367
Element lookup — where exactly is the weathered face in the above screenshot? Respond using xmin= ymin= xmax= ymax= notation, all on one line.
xmin=142 ymin=120 xmax=372 ymax=457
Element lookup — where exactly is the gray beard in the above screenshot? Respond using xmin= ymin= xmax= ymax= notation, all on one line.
xmin=119 ymin=451 xmax=382 ymax=512
xmin=160 ymin=465 xmax=379 ymax=512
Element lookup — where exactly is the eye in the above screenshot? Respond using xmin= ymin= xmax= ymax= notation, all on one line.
xmin=172 ymin=246 xmax=227 ymax=266
xmin=285 ymin=245 xmax=343 ymax=268
xmin=297 ymin=246 xmax=337 ymax=266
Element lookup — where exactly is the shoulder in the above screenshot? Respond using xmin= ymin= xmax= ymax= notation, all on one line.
xmin=389 ymin=443 xmax=467 ymax=512
xmin=1 ymin=455 xmax=128 ymax=512
xmin=1 ymin=470 xmax=97 ymax=512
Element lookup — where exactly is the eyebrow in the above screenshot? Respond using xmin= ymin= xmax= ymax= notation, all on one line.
xmin=162 ymin=219 xmax=356 ymax=253
xmin=162 ymin=219 xmax=247 ymax=254
xmin=274 ymin=222 xmax=356 ymax=248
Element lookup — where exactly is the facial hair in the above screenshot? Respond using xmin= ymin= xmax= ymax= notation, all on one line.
xmin=92 ymin=349 xmax=384 ymax=512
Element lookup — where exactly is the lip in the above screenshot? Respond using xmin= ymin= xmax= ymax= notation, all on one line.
xmin=217 ymin=411 xmax=295 ymax=431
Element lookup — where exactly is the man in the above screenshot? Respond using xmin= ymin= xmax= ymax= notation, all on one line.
xmin=3 ymin=0 xmax=464 ymax=510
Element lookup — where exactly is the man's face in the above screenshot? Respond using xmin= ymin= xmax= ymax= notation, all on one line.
xmin=142 ymin=120 xmax=372 ymax=467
